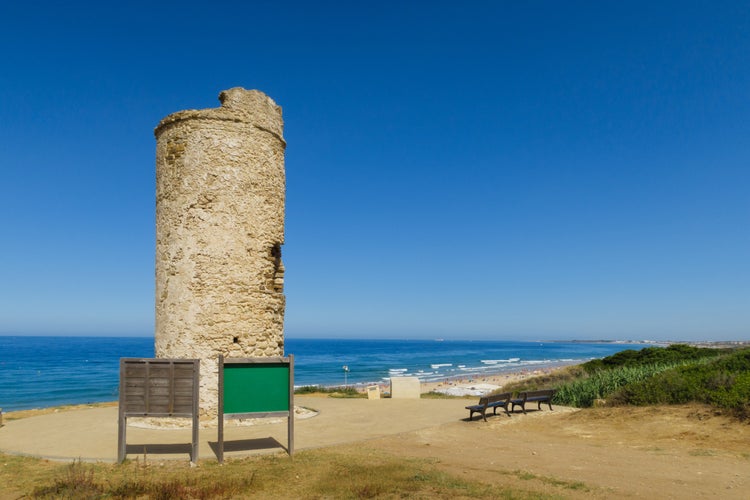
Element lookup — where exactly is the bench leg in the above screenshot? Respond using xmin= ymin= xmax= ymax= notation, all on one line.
xmin=468 ymin=410 xmax=487 ymax=421
xmin=536 ymin=400 xmax=553 ymax=411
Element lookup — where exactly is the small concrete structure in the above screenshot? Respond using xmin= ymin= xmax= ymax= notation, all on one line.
xmin=367 ymin=385 xmax=381 ymax=400
xmin=390 ymin=377 xmax=421 ymax=399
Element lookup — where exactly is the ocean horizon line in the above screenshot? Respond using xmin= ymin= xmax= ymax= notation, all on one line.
xmin=0 ymin=333 xmax=682 ymax=344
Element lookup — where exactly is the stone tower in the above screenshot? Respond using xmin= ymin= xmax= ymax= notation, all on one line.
xmin=154 ymin=88 xmax=286 ymax=418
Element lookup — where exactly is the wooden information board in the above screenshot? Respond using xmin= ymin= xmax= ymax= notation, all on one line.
xmin=118 ymin=358 xmax=200 ymax=463
xmin=218 ymin=355 xmax=294 ymax=463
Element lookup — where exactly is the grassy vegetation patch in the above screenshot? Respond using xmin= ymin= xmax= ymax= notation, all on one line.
xmin=305 ymin=453 xmax=494 ymax=498
xmin=554 ymin=362 xmax=702 ymax=408
xmin=688 ymin=449 xmax=716 ymax=457
xmin=294 ymin=385 xmax=367 ymax=398
xmin=4 ymin=448 xmax=508 ymax=499
xmin=609 ymin=349 xmax=750 ymax=419
xmin=511 ymin=469 xmax=589 ymax=492
xmin=30 ymin=459 xmax=257 ymax=499
xmin=501 ymin=365 xmax=588 ymax=394
xmin=420 ymin=391 xmax=469 ymax=399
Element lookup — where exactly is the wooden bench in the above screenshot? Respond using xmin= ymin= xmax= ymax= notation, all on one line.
xmin=465 ymin=392 xmax=512 ymax=421
xmin=510 ymin=389 xmax=556 ymax=414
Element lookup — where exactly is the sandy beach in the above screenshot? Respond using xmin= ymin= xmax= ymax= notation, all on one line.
xmin=420 ymin=364 xmax=564 ymax=396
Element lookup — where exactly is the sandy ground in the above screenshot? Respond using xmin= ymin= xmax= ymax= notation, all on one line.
xmin=356 ymin=404 xmax=750 ymax=499
xmin=0 ymin=397 xmax=467 ymax=462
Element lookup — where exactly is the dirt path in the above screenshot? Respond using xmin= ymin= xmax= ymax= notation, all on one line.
xmin=347 ymin=404 xmax=749 ymax=498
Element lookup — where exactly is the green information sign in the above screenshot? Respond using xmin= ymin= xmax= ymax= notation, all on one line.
xmin=223 ymin=363 xmax=290 ymax=414
xmin=217 ymin=355 xmax=294 ymax=463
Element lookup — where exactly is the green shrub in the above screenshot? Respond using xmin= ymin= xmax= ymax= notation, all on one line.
xmin=582 ymin=344 xmax=726 ymax=374
xmin=708 ymin=373 xmax=750 ymax=420
xmin=554 ymin=363 xmax=681 ymax=407
xmin=610 ymin=369 xmax=696 ymax=406
xmin=294 ymin=385 xmax=364 ymax=397
xmin=608 ymin=348 xmax=750 ymax=420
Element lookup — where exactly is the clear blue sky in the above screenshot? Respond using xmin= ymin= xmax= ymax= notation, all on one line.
xmin=1 ymin=1 xmax=748 ymax=341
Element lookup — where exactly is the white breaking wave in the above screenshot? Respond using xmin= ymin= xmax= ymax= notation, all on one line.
xmin=480 ymin=357 xmax=520 ymax=365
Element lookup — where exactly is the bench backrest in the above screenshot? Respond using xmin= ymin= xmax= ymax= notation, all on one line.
xmin=485 ymin=392 xmax=511 ymax=404
xmin=519 ymin=389 xmax=556 ymax=400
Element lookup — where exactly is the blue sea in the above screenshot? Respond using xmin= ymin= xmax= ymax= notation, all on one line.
xmin=0 ymin=336 xmax=651 ymax=412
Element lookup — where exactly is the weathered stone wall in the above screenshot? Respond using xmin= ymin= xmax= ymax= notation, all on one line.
xmin=154 ymin=88 xmax=286 ymax=418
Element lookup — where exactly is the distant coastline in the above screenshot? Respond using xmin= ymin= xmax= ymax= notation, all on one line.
xmin=556 ymin=339 xmax=750 ymax=348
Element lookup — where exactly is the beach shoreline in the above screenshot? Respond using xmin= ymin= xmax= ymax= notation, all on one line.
xmin=329 ymin=360 xmax=579 ymax=397
xmin=419 ymin=363 xmax=570 ymax=396
xmin=421 ymin=360 xmax=577 ymax=396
